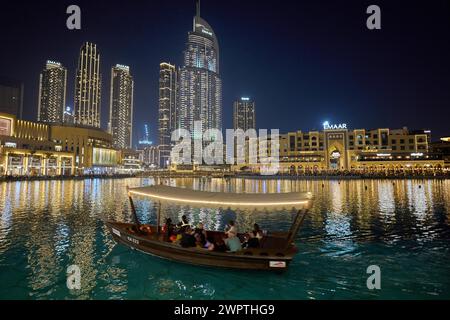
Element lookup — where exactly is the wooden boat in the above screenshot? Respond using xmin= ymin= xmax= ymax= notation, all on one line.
xmin=105 ymin=185 xmax=313 ymax=271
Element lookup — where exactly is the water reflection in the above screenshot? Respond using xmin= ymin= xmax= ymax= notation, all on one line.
xmin=0 ymin=178 xmax=449 ymax=299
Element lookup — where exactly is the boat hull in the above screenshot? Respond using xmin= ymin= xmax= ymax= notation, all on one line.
xmin=106 ymin=222 xmax=293 ymax=271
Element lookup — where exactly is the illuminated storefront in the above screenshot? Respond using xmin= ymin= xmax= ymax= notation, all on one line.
xmin=50 ymin=124 xmax=120 ymax=174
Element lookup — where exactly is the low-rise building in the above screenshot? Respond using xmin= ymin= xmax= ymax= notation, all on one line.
xmin=119 ymin=149 xmax=142 ymax=173
xmin=139 ymin=146 xmax=160 ymax=169
xmin=50 ymin=124 xmax=120 ymax=174
xmin=430 ymin=136 xmax=450 ymax=167
xmin=0 ymin=112 xmax=74 ymax=176
xmin=232 ymin=125 xmax=446 ymax=174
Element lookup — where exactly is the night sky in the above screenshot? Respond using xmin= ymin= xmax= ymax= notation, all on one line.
xmin=0 ymin=0 xmax=449 ymax=145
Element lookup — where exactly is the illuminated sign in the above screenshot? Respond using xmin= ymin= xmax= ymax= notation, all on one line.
xmin=47 ymin=60 xmax=62 ymax=66
xmin=115 ymin=64 xmax=130 ymax=72
xmin=241 ymin=97 xmax=250 ymax=101
xmin=0 ymin=118 xmax=12 ymax=137
xmin=376 ymin=153 xmax=391 ymax=157
xmin=4 ymin=142 xmax=17 ymax=148
xmin=331 ymin=151 xmax=341 ymax=159
xmin=411 ymin=153 xmax=424 ymax=157
xmin=93 ymin=148 xmax=117 ymax=166
xmin=323 ymin=121 xmax=347 ymax=130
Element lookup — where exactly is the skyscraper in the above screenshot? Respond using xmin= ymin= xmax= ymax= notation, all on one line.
xmin=138 ymin=124 xmax=153 ymax=147
xmin=74 ymin=42 xmax=101 ymax=128
xmin=37 ymin=61 xmax=67 ymax=123
xmin=158 ymin=62 xmax=177 ymax=167
xmin=63 ymin=106 xmax=75 ymax=125
xmin=0 ymin=77 xmax=24 ymax=118
xmin=109 ymin=64 xmax=134 ymax=149
xmin=233 ymin=97 xmax=256 ymax=131
xmin=179 ymin=0 xmax=222 ymax=139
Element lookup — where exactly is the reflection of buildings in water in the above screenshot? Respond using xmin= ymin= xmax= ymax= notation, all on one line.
xmin=377 ymin=181 xmax=396 ymax=224
xmin=323 ymin=181 xmax=358 ymax=239
xmin=26 ymin=227 xmax=61 ymax=293
xmin=66 ymin=215 xmax=98 ymax=298
xmin=324 ymin=181 xmax=355 ymax=249
xmin=406 ymin=180 xmax=433 ymax=221
xmin=392 ymin=180 xmax=407 ymax=207
xmin=329 ymin=181 xmax=343 ymax=214
xmin=0 ymin=183 xmax=13 ymax=254
xmin=437 ymin=180 xmax=450 ymax=218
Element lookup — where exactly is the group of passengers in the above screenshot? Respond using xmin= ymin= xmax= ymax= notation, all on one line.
xmin=161 ymin=215 xmax=264 ymax=252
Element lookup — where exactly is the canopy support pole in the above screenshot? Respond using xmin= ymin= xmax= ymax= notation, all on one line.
xmin=156 ymin=201 xmax=161 ymax=235
xmin=285 ymin=209 xmax=308 ymax=249
xmin=128 ymin=194 xmax=141 ymax=230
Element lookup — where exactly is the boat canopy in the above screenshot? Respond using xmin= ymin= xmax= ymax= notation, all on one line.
xmin=128 ymin=185 xmax=313 ymax=211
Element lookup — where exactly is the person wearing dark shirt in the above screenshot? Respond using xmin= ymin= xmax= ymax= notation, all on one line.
xmin=177 ymin=215 xmax=191 ymax=233
xmin=194 ymin=222 xmax=207 ymax=245
xmin=180 ymin=227 xmax=196 ymax=248
xmin=214 ymin=239 xmax=228 ymax=252
xmin=243 ymin=224 xmax=264 ymax=248
xmin=162 ymin=218 xmax=174 ymax=241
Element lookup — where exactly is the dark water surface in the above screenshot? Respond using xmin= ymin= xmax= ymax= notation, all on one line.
xmin=0 ymin=178 xmax=449 ymax=299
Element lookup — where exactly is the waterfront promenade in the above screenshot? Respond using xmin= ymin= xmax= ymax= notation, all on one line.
xmin=2 ymin=170 xmax=448 ymax=182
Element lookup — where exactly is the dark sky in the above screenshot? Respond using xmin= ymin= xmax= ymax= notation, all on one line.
xmin=0 ymin=0 xmax=449 ymax=145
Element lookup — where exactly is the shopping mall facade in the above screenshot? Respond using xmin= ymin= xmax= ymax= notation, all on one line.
xmin=232 ymin=123 xmax=447 ymax=174
xmin=0 ymin=112 xmax=122 ymax=176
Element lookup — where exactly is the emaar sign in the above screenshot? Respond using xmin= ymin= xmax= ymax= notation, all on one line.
xmin=323 ymin=121 xmax=348 ymax=130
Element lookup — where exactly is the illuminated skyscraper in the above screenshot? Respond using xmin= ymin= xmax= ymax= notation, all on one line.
xmin=63 ymin=106 xmax=75 ymax=125
xmin=37 ymin=61 xmax=67 ymax=123
xmin=74 ymin=42 xmax=101 ymax=128
xmin=233 ymin=97 xmax=256 ymax=131
xmin=139 ymin=124 xmax=153 ymax=147
xmin=179 ymin=0 xmax=222 ymax=138
xmin=158 ymin=62 xmax=178 ymax=167
xmin=109 ymin=64 xmax=134 ymax=149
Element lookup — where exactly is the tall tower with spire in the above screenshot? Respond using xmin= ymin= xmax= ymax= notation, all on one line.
xmin=179 ymin=0 xmax=222 ymax=146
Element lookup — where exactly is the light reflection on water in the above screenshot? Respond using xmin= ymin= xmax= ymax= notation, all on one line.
xmin=0 ymin=178 xmax=449 ymax=300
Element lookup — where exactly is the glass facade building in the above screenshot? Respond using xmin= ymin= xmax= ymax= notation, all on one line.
xmin=233 ymin=97 xmax=256 ymax=131
xmin=158 ymin=62 xmax=177 ymax=167
xmin=109 ymin=64 xmax=134 ymax=149
xmin=74 ymin=42 xmax=102 ymax=128
xmin=179 ymin=1 xmax=222 ymax=138
xmin=37 ymin=61 xmax=67 ymax=124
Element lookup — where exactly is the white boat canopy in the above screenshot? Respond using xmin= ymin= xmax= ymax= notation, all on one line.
xmin=128 ymin=185 xmax=313 ymax=211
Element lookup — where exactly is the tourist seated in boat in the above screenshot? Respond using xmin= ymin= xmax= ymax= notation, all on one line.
xmin=223 ymin=220 xmax=242 ymax=252
xmin=162 ymin=218 xmax=175 ymax=241
xmin=243 ymin=224 xmax=263 ymax=249
xmin=225 ymin=235 xmax=242 ymax=252
xmin=204 ymin=236 xmax=215 ymax=251
xmin=224 ymin=220 xmax=238 ymax=238
xmin=194 ymin=233 xmax=206 ymax=248
xmin=177 ymin=215 xmax=191 ymax=233
xmin=179 ymin=226 xmax=196 ymax=248
xmin=194 ymin=222 xmax=207 ymax=245
xmin=213 ymin=238 xmax=227 ymax=252
xmin=130 ymin=224 xmax=151 ymax=235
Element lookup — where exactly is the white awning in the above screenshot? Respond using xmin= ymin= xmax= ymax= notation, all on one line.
xmin=128 ymin=185 xmax=313 ymax=211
